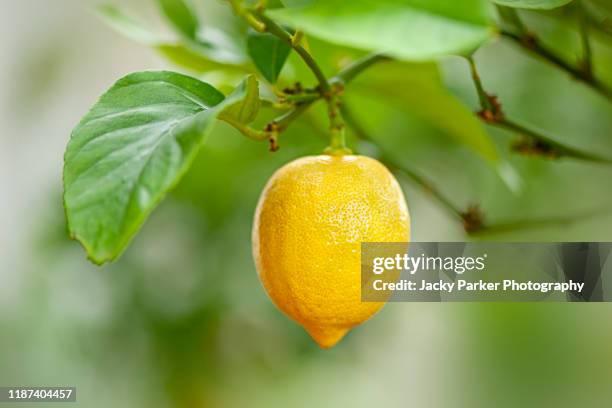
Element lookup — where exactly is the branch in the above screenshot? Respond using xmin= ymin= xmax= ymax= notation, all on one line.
xmin=466 ymin=57 xmax=612 ymax=164
xmin=466 ymin=56 xmax=498 ymax=117
xmin=499 ymin=30 xmax=611 ymax=100
xmin=469 ymin=206 xmax=612 ymax=236
xmin=494 ymin=4 xmax=610 ymax=99
xmin=586 ymin=13 xmax=612 ymax=38
xmin=253 ymin=13 xmax=331 ymax=93
xmin=332 ymin=52 xmax=391 ymax=84
xmin=219 ymin=116 xmax=270 ymax=141
xmin=495 ymin=4 xmax=529 ymax=36
xmin=265 ymin=100 xmax=318 ymax=151
xmin=227 ymin=0 xmax=353 ymax=152
xmin=499 ymin=119 xmax=612 ymax=164
xmin=271 ymin=101 xmax=315 ymax=132
xmin=221 ymin=99 xmax=318 ymax=152
xmin=344 ymin=101 xmax=612 ymax=235
xmin=227 ymin=0 xmax=266 ymax=32
xmin=228 ymin=0 xmax=330 ymax=92
xmin=578 ymin=0 xmax=594 ymax=80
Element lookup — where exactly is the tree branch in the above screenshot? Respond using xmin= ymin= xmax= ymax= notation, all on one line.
xmin=228 ymin=0 xmax=330 ymax=92
xmin=332 ymin=52 xmax=391 ymax=84
xmin=499 ymin=30 xmax=611 ymax=100
xmin=253 ymin=13 xmax=331 ymax=93
xmin=494 ymin=4 xmax=610 ymax=99
xmin=466 ymin=57 xmax=612 ymax=164
xmin=578 ymin=0 xmax=594 ymax=80
xmin=469 ymin=206 xmax=612 ymax=236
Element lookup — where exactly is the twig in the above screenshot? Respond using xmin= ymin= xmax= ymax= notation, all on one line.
xmin=466 ymin=56 xmax=499 ymax=118
xmin=332 ymin=52 xmax=391 ymax=84
xmin=499 ymin=29 xmax=611 ymax=100
xmin=227 ymin=0 xmax=266 ymax=32
xmin=578 ymin=0 xmax=594 ymax=80
xmin=221 ymin=99 xmax=318 ymax=151
xmin=280 ymin=92 xmax=320 ymax=104
xmin=227 ymin=0 xmax=351 ymax=151
xmin=219 ymin=116 xmax=270 ymax=141
xmin=498 ymin=119 xmax=612 ymax=163
xmin=270 ymin=101 xmax=315 ymax=132
xmin=469 ymin=206 xmax=612 ymax=236
xmin=254 ymin=13 xmax=332 ymax=93
xmin=265 ymin=101 xmax=317 ymax=150
xmin=583 ymin=0 xmax=612 ymax=38
xmin=495 ymin=4 xmax=529 ymax=36
xmin=495 ymin=5 xmax=610 ymax=99
xmin=228 ymin=0 xmax=330 ymax=93
xmin=466 ymin=56 xmax=612 ymax=164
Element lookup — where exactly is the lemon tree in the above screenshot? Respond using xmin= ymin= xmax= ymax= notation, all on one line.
xmin=63 ymin=0 xmax=612 ymax=347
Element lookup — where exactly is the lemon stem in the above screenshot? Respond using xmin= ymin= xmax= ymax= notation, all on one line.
xmin=325 ymin=92 xmax=351 ymax=155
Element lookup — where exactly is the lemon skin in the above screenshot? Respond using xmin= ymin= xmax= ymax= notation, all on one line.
xmin=252 ymin=155 xmax=410 ymax=348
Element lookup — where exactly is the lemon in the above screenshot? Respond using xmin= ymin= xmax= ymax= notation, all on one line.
xmin=252 ymin=155 xmax=410 ymax=348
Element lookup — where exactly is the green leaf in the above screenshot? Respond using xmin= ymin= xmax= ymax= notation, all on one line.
xmin=247 ymin=31 xmax=292 ymax=83
xmin=491 ymin=0 xmax=574 ymax=10
xmin=218 ymin=75 xmax=261 ymax=124
xmin=96 ymin=5 xmax=247 ymax=73
xmin=267 ymin=0 xmax=493 ymax=61
xmin=63 ymin=72 xmax=258 ymax=264
xmin=157 ymin=0 xmax=199 ymax=39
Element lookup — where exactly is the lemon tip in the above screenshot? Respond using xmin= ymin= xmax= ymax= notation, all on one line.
xmin=304 ymin=324 xmax=350 ymax=349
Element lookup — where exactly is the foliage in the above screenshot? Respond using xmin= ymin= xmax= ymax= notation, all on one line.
xmin=63 ymin=0 xmax=612 ymax=263
xmin=267 ymin=0 xmax=493 ymax=60
xmin=492 ymin=0 xmax=574 ymax=10
xmin=64 ymin=72 xmax=259 ymax=263
xmin=247 ymin=30 xmax=292 ymax=82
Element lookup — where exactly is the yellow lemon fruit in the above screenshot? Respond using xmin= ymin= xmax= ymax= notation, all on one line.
xmin=252 ymin=155 xmax=410 ymax=348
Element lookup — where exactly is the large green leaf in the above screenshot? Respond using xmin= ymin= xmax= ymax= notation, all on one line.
xmin=247 ymin=31 xmax=292 ymax=83
xmin=267 ymin=0 xmax=493 ymax=61
xmin=492 ymin=0 xmax=574 ymax=10
xmin=63 ymin=72 xmax=260 ymax=264
xmin=157 ymin=0 xmax=199 ymax=39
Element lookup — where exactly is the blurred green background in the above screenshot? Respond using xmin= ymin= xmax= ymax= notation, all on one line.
xmin=1 ymin=0 xmax=612 ymax=406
